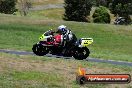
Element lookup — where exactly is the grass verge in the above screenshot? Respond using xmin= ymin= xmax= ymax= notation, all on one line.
xmin=29 ymin=8 xmax=64 ymax=20
xmin=31 ymin=0 xmax=64 ymax=6
xmin=0 ymin=52 xmax=132 ymax=88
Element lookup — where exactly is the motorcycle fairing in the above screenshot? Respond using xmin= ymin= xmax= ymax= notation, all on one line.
xmin=54 ymin=34 xmax=63 ymax=45
xmin=39 ymin=34 xmax=52 ymax=41
xmin=79 ymin=38 xmax=93 ymax=47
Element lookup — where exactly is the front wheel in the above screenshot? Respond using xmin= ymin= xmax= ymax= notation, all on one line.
xmin=32 ymin=43 xmax=48 ymax=56
xmin=73 ymin=47 xmax=90 ymax=60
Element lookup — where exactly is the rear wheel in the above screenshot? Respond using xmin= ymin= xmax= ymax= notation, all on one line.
xmin=32 ymin=43 xmax=48 ymax=56
xmin=73 ymin=47 xmax=90 ymax=60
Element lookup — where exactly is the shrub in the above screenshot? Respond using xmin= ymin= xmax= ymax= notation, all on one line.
xmin=92 ymin=6 xmax=110 ymax=23
xmin=0 ymin=0 xmax=17 ymax=14
xmin=109 ymin=0 xmax=132 ymax=24
xmin=63 ymin=0 xmax=92 ymax=22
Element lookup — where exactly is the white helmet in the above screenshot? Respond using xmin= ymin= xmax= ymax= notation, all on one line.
xmin=57 ymin=25 xmax=67 ymax=34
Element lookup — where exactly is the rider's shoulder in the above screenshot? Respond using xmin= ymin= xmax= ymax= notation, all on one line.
xmin=66 ymin=28 xmax=72 ymax=32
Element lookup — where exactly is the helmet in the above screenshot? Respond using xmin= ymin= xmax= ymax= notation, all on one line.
xmin=57 ymin=25 xmax=67 ymax=34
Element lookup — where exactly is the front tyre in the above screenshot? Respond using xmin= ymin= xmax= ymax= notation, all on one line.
xmin=32 ymin=43 xmax=48 ymax=56
xmin=73 ymin=47 xmax=90 ymax=60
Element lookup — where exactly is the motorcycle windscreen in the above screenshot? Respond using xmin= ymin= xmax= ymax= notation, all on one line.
xmin=39 ymin=34 xmax=51 ymax=41
xmin=80 ymin=38 xmax=93 ymax=47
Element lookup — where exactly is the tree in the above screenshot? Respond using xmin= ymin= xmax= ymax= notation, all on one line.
xmin=92 ymin=6 xmax=110 ymax=23
xmin=96 ymin=0 xmax=112 ymax=7
xmin=110 ymin=0 xmax=132 ymax=24
xmin=63 ymin=0 xmax=92 ymax=22
xmin=18 ymin=0 xmax=32 ymax=16
xmin=0 ymin=0 xmax=17 ymax=14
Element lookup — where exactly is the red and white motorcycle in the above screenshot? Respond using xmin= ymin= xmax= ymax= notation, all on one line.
xmin=32 ymin=30 xmax=93 ymax=60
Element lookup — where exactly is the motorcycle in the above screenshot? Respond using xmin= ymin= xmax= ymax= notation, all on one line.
xmin=114 ymin=17 xmax=127 ymax=25
xmin=32 ymin=30 xmax=93 ymax=60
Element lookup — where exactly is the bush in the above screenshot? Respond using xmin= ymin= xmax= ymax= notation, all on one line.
xmin=92 ymin=6 xmax=110 ymax=23
xmin=109 ymin=0 xmax=132 ymax=24
xmin=0 ymin=0 xmax=17 ymax=14
xmin=96 ymin=0 xmax=112 ymax=7
xmin=63 ymin=0 xmax=92 ymax=22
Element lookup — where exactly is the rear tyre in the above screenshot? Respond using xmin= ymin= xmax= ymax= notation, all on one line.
xmin=32 ymin=43 xmax=48 ymax=56
xmin=73 ymin=47 xmax=90 ymax=60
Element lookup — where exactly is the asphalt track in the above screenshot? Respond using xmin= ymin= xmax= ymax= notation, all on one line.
xmin=0 ymin=49 xmax=132 ymax=67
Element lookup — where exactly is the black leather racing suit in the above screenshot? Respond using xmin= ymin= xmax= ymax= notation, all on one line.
xmin=62 ymin=29 xmax=77 ymax=55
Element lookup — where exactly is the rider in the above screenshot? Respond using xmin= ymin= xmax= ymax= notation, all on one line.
xmin=56 ymin=25 xmax=77 ymax=54
xmin=43 ymin=25 xmax=77 ymax=46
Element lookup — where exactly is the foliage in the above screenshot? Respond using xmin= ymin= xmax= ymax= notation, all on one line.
xmin=95 ymin=0 xmax=112 ymax=7
xmin=92 ymin=6 xmax=110 ymax=23
xmin=18 ymin=0 xmax=32 ymax=16
xmin=109 ymin=0 xmax=132 ymax=24
xmin=110 ymin=0 xmax=132 ymax=16
xmin=0 ymin=0 xmax=17 ymax=14
xmin=63 ymin=0 xmax=92 ymax=22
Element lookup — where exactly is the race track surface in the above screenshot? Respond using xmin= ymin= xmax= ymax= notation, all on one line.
xmin=0 ymin=49 xmax=132 ymax=67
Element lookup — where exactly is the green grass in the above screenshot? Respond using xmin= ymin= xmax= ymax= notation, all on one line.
xmin=28 ymin=9 xmax=64 ymax=20
xmin=0 ymin=71 xmax=64 ymax=88
xmin=0 ymin=14 xmax=132 ymax=62
xmin=0 ymin=4 xmax=132 ymax=88
xmin=31 ymin=0 xmax=64 ymax=6
xmin=0 ymin=52 xmax=132 ymax=88
xmin=17 ymin=0 xmax=63 ymax=7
